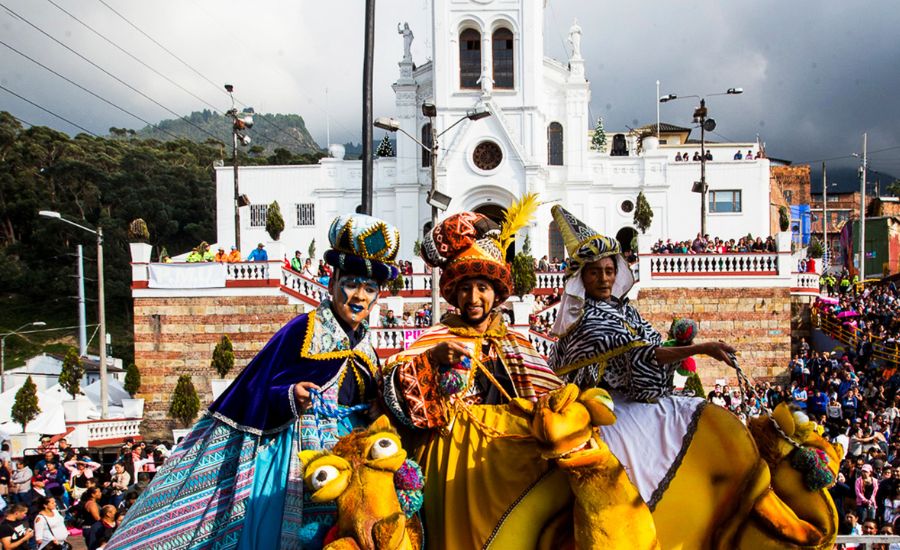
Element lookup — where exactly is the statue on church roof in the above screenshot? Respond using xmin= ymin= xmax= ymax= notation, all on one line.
xmin=568 ymin=18 xmax=583 ymax=60
xmin=398 ymin=22 xmax=414 ymax=62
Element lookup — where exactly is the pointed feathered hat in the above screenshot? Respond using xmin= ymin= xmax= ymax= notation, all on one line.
xmin=421 ymin=193 xmax=539 ymax=305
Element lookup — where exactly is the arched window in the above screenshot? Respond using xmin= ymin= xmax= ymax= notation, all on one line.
xmin=548 ymin=122 xmax=563 ymax=166
xmin=492 ymin=28 xmax=514 ymax=89
xmin=459 ymin=29 xmax=481 ymax=89
xmin=421 ymin=123 xmax=433 ymax=168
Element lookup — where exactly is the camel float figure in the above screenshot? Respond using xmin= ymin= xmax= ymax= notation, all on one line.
xmin=306 ymin=386 xmax=841 ymax=549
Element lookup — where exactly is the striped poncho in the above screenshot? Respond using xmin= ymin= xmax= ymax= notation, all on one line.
xmin=382 ymin=312 xmax=561 ymax=430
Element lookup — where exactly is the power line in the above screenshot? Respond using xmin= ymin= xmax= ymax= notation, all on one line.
xmin=45 ymin=0 xmax=224 ymax=113
xmin=9 ymin=113 xmax=34 ymax=127
xmin=0 ymin=39 xmax=181 ymax=140
xmin=0 ymin=1 xmax=222 ymax=142
xmin=0 ymin=84 xmax=97 ymax=136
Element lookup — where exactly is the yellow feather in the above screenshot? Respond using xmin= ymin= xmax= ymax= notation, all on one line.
xmin=498 ymin=193 xmax=539 ymax=252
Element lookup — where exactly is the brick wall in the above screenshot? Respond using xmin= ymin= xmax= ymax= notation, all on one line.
xmin=133 ymin=296 xmax=303 ymax=438
xmin=635 ymin=287 xmax=792 ymax=387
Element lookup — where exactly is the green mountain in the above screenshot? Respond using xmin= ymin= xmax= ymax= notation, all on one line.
xmin=117 ymin=110 xmax=323 ymax=155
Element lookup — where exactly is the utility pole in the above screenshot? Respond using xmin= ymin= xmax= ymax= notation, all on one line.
xmin=859 ymin=132 xmax=867 ymax=280
xmin=232 ymin=130 xmax=241 ymax=252
xmin=430 ymin=119 xmax=439 ymax=324
xmin=97 ymin=226 xmax=108 ymax=419
xmin=77 ymin=244 xmax=87 ymax=357
xmin=360 ymin=0 xmax=376 ymax=215
xmin=697 ymin=99 xmax=708 ymax=237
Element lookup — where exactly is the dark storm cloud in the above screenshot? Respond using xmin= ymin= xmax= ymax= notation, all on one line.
xmin=2 ymin=0 xmax=899 ymax=177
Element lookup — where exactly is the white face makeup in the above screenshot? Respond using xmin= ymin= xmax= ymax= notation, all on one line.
xmin=331 ymin=275 xmax=380 ymax=328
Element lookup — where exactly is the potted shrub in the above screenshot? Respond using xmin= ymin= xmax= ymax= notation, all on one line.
xmin=778 ymin=206 xmax=790 ymax=232
xmin=265 ymin=201 xmax=286 ymax=263
xmin=10 ymin=376 xmax=41 ymax=453
xmin=128 ymin=218 xmax=153 ymax=263
xmin=58 ymin=347 xmax=91 ymax=422
xmin=169 ymin=374 xmax=200 ymax=442
xmin=633 ymin=192 xmax=653 ymax=234
xmin=210 ymin=335 xmax=235 ymax=401
xmin=122 ymin=363 xmax=144 ymax=418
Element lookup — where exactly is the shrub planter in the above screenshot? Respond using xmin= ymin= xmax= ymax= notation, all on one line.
xmin=129 ymin=242 xmax=153 ymax=263
xmin=210 ymin=379 xmax=231 ymax=402
xmin=121 ymin=398 xmax=145 ymax=419
xmin=62 ymin=398 xmax=92 ymax=422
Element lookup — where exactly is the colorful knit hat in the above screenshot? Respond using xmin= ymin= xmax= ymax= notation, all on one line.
xmin=324 ymin=213 xmax=400 ymax=283
xmin=421 ymin=194 xmax=538 ymax=305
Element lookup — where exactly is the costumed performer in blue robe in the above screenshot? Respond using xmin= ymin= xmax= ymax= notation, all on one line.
xmin=107 ymin=213 xmax=401 ymax=550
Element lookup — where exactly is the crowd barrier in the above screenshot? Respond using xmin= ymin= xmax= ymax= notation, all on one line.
xmin=812 ymin=305 xmax=900 ymax=366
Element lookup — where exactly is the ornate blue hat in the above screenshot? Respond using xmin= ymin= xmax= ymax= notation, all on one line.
xmin=324 ymin=214 xmax=400 ymax=283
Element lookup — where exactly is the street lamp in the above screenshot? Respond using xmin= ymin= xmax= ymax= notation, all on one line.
xmin=225 ymin=84 xmax=254 ymax=253
xmin=375 ymin=103 xmax=492 ymax=324
xmin=1 ymin=322 xmax=46 ymax=393
xmin=39 ymin=209 xmax=109 ymax=418
xmin=659 ymin=88 xmax=743 ymax=236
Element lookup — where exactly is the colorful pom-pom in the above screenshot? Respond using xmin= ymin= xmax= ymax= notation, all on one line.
xmin=395 ymin=459 xmax=425 ymax=517
xmin=439 ymin=369 xmax=466 ymax=395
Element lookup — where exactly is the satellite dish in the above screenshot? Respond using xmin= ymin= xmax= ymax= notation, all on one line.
xmin=703 ymin=118 xmax=717 ymax=132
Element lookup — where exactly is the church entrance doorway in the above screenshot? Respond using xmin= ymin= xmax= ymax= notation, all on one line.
xmin=474 ymin=203 xmax=514 ymax=261
xmin=616 ymin=226 xmax=638 ymax=260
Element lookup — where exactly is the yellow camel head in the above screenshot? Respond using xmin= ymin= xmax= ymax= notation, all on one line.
xmin=510 ymin=384 xmax=617 ymax=469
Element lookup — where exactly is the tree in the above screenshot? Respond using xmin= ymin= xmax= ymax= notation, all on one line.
xmin=633 ymin=191 xmax=653 ymax=234
xmin=266 ymin=200 xmax=285 ymax=241
xmin=590 ymin=117 xmax=607 ymax=152
xmin=412 ymin=240 xmax=422 ymax=258
xmin=11 ymin=376 xmax=40 ymax=431
xmin=58 ymin=347 xmax=84 ymax=399
xmin=211 ymin=335 xmax=235 ymax=378
xmin=778 ymin=206 xmax=790 ymax=232
xmin=387 ymin=274 xmax=406 ymax=296
xmin=169 ymin=375 xmax=200 ymax=427
xmin=511 ymin=235 xmax=537 ymax=298
xmin=124 ymin=363 xmax=141 ymax=396
xmin=808 ymin=237 xmax=824 ymax=259
xmin=128 ymin=218 xmax=150 ymax=242
xmin=308 ymin=239 xmax=316 ymax=260
xmin=375 ymin=135 xmax=395 ymax=158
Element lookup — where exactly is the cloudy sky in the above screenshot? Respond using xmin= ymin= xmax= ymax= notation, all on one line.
xmin=2 ymin=0 xmax=899 ymax=183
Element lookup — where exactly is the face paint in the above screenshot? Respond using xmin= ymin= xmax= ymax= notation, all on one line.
xmin=332 ymin=275 xmax=380 ymax=328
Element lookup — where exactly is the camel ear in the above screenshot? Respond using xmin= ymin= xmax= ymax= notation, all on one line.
xmin=547 ymin=384 xmax=580 ymax=413
xmin=578 ymin=388 xmax=617 ymax=426
xmin=370 ymin=414 xmax=393 ymax=432
xmin=771 ymin=403 xmax=796 ymax=437
xmin=509 ymin=397 xmax=535 ymax=417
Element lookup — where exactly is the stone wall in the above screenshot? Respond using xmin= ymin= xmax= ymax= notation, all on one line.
xmin=635 ymin=287 xmax=792 ymax=387
xmin=133 ymin=296 xmax=304 ymax=438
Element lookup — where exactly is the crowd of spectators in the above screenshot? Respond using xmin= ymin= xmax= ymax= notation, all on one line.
xmin=651 ymin=233 xmax=777 ymax=255
xmin=0 ymin=437 xmax=170 ymax=549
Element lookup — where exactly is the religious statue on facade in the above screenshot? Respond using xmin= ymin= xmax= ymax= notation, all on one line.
xmin=398 ymin=22 xmax=414 ymax=62
xmin=568 ymin=18 xmax=583 ymax=60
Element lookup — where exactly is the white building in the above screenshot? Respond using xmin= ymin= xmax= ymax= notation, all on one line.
xmin=6 ymin=353 xmax=125 ymax=393
xmin=215 ymin=0 xmax=771 ymax=262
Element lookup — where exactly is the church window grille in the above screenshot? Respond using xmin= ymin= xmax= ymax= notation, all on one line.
xmin=250 ymin=204 xmax=268 ymax=227
xmin=492 ymin=28 xmax=514 ymax=89
xmin=459 ymin=29 xmax=481 ymax=89
xmin=472 ymin=141 xmax=503 ymax=171
xmin=421 ymin=123 xmax=433 ymax=168
xmin=296 ymin=203 xmax=315 ymax=226
xmin=548 ymin=122 xmax=564 ymax=166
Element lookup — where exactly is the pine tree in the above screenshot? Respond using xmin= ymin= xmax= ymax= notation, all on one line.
xmin=590 ymin=117 xmax=607 ymax=152
xmin=211 ymin=335 xmax=235 ymax=378
xmin=511 ymin=235 xmax=537 ymax=298
xmin=12 ymin=376 xmax=40 ymax=432
xmin=265 ymin=200 xmax=285 ymax=241
xmin=124 ymin=363 xmax=141 ymax=396
xmin=169 ymin=375 xmax=201 ymax=428
xmin=633 ymin=191 xmax=653 ymax=234
xmin=58 ymin=347 xmax=84 ymax=399
xmin=376 ymin=135 xmax=395 ymax=157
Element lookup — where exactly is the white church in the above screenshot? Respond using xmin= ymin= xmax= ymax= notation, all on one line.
xmin=215 ymin=0 xmax=772 ymax=262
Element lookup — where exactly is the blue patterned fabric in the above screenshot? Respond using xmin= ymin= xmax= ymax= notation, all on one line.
xmin=107 ymin=302 xmax=381 ymax=550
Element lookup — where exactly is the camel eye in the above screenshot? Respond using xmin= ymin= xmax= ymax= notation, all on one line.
xmin=310 ymin=465 xmax=340 ymax=490
xmin=369 ymin=437 xmax=399 ymax=459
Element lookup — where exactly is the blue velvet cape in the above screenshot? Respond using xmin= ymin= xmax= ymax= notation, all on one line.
xmin=208 ymin=303 xmax=379 ymax=434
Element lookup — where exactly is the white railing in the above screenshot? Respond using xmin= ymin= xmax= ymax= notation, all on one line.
xmin=85 ymin=419 xmax=142 ymax=443
xmin=647 ymin=252 xmax=781 ymax=275
xmin=516 ymin=325 xmax=557 ymax=357
xmin=396 ymin=273 xmax=433 ymax=292
xmin=535 ymin=271 xmax=566 ymax=289
xmin=281 ymin=268 xmax=329 ymax=303
xmin=368 ymin=327 xmax=427 ymax=350
xmin=792 ymin=272 xmax=821 ymax=291
xmin=535 ymin=302 xmax=560 ymax=326
xmin=226 ymin=261 xmax=273 ymax=281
